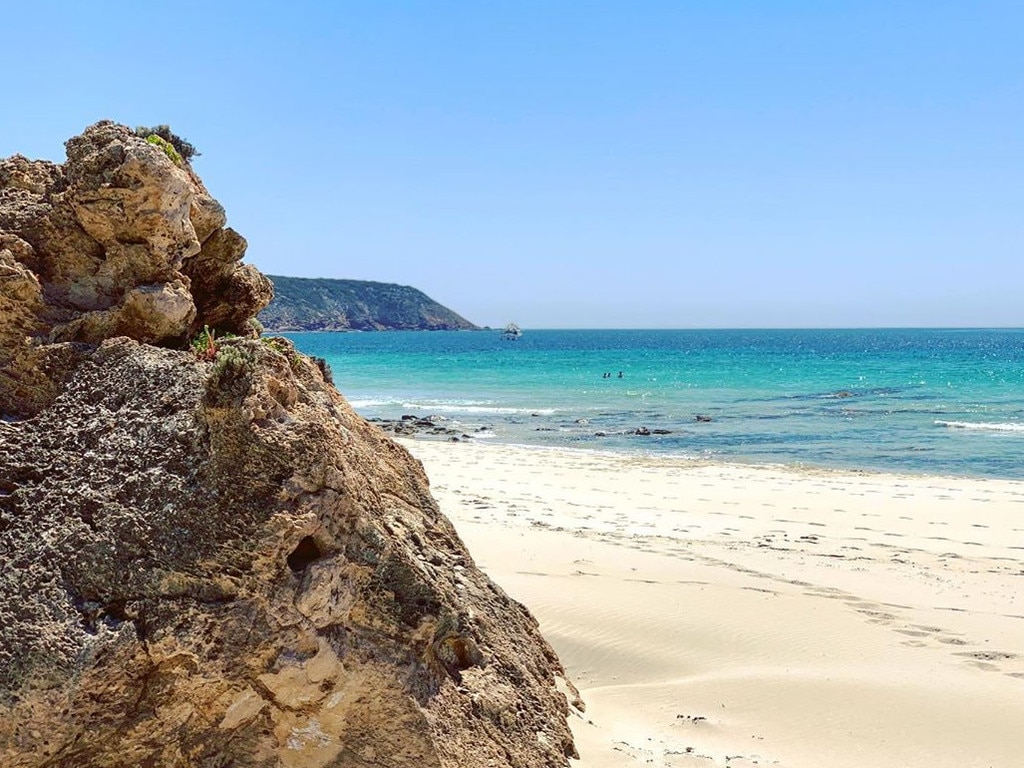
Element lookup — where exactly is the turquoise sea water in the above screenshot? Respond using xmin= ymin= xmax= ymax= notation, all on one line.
xmin=284 ymin=329 xmax=1024 ymax=480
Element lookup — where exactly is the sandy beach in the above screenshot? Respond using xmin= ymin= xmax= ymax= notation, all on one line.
xmin=399 ymin=438 xmax=1024 ymax=768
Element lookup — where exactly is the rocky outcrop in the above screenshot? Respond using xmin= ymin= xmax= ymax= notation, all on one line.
xmin=260 ymin=276 xmax=479 ymax=332
xmin=0 ymin=125 xmax=577 ymax=766
xmin=0 ymin=120 xmax=272 ymax=418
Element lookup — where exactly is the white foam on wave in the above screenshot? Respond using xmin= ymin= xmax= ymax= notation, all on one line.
xmin=346 ymin=399 xmax=394 ymax=408
xmin=402 ymin=403 xmax=558 ymax=415
xmin=935 ymin=420 xmax=1024 ymax=433
xmin=345 ymin=398 xmax=557 ymax=416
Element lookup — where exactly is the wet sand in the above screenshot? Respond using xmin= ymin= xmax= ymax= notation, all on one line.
xmin=400 ymin=439 xmax=1024 ymax=768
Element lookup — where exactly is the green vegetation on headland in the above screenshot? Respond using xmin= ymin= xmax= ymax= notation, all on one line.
xmin=259 ymin=275 xmax=480 ymax=332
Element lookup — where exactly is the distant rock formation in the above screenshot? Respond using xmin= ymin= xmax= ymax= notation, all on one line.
xmin=0 ymin=122 xmax=577 ymax=766
xmin=260 ymin=276 xmax=479 ymax=332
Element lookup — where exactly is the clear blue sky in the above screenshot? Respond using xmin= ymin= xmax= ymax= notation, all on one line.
xmin=4 ymin=1 xmax=1022 ymax=328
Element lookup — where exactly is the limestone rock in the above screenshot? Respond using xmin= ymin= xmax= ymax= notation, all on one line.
xmin=185 ymin=229 xmax=274 ymax=333
xmin=0 ymin=338 xmax=577 ymax=767
xmin=0 ymin=121 xmax=272 ymax=417
xmin=0 ymin=125 xmax=578 ymax=767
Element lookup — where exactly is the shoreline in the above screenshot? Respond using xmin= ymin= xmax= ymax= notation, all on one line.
xmin=399 ymin=429 xmax=1022 ymax=485
xmin=362 ymin=406 xmax=1024 ymax=483
xmin=399 ymin=437 xmax=1024 ymax=768
xmin=293 ymin=327 xmax=1024 ymax=482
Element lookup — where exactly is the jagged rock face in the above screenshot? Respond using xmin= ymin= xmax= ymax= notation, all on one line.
xmin=0 ymin=338 xmax=577 ymax=767
xmin=0 ymin=125 xmax=576 ymax=766
xmin=0 ymin=120 xmax=273 ymax=418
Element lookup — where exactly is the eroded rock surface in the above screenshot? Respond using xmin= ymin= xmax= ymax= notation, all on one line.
xmin=0 ymin=120 xmax=272 ymax=418
xmin=0 ymin=126 xmax=578 ymax=767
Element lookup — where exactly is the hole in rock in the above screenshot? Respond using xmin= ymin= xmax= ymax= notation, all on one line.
xmin=288 ymin=536 xmax=321 ymax=573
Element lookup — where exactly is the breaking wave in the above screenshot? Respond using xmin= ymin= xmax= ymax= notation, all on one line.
xmin=935 ymin=420 xmax=1024 ymax=433
xmin=347 ymin=398 xmax=557 ymax=416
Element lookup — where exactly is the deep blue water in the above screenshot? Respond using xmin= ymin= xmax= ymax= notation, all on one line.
xmin=284 ymin=329 xmax=1024 ymax=479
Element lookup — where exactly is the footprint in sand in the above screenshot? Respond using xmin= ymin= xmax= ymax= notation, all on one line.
xmin=964 ymin=660 xmax=1002 ymax=671
xmin=803 ymin=588 xmax=846 ymax=599
xmin=955 ymin=650 xmax=1018 ymax=662
xmin=860 ymin=613 xmax=897 ymax=624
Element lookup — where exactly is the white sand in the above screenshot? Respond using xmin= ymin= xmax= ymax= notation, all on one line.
xmin=399 ymin=438 xmax=1024 ymax=768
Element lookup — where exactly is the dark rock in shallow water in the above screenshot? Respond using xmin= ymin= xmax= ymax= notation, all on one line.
xmin=374 ymin=415 xmax=471 ymax=442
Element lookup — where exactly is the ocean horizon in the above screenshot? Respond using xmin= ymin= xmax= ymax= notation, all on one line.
xmin=284 ymin=327 xmax=1024 ymax=481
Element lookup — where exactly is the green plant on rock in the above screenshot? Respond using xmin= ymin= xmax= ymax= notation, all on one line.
xmin=144 ymin=134 xmax=182 ymax=166
xmin=133 ymin=124 xmax=200 ymax=163
xmin=262 ymin=336 xmax=289 ymax=355
xmin=191 ymin=325 xmax=218 ymax=361
xmin=206 ymin=345 xmax=257 ymax=406
xmin=191 ymin=326 xmax=239 ymax=360
xmin=261 ymin=336 xmax=304 ymax=372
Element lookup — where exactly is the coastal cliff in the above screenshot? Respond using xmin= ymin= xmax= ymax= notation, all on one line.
xmin=0 ymin=122 xmax=577 ymax=767
xmin=260 ymin=276 xmax=479 ymax=332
